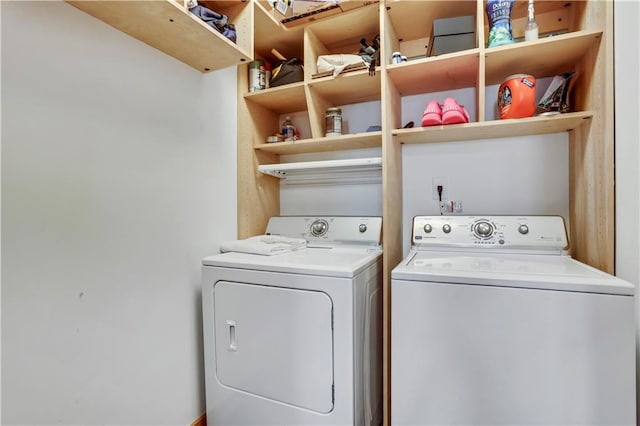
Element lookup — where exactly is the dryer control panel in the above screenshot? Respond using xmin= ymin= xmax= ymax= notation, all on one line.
xmin=412 ymin=215 xmax=569 ymax=252
xmin=266 ymin=216 xmax=382 ymax=247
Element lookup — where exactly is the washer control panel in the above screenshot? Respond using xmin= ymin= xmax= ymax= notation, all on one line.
xmin=412 ymin=215 xmax=568 ymax=251
xmin=266 ymin=216 xmax=382 ymax=246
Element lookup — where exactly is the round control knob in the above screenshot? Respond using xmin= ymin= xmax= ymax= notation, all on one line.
xmin=423 ymin=224 xmax=433 ymax=233
xmin=442 ymin=224 xmax=452 ymax=234
xmin=518 ymin=224 xmax=529 ymax=235
xmin=359 ymin=224 xmax=367 ymax=233
xmin=474 ymin=221 xmax=493 ymax=238
xmin=310 ymin=219 xmax=328 ymax=237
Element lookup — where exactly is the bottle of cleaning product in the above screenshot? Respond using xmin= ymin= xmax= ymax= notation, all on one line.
xmin=281 ymin=116 xmax=295 ymax=141
xmin=525 ymin=0 xmax=539 ymax=41
xmin=486 ymin=0 xmax=515 ymax=48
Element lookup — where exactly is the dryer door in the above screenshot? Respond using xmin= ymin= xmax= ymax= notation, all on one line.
xmin=213 ymin=281 xmax=334 ymax=413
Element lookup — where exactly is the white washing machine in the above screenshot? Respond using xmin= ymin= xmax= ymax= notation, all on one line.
xmin=202 ymin=216 xmax=383 ymax=426
xmin=392 ymin=215 xmax=635 ymax=426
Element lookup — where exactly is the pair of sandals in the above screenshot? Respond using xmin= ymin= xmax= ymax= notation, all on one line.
xmin=421 ymin=98 xmax=470 ymax=126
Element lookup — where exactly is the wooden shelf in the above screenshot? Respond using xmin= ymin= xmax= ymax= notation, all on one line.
xmin=485 ymin=30 xmax=603 ymax=84
xmin=244 ymin=82 xmax=307 ymax=114
xmin=309 ymin=70 xmax=381 ymax=105
xmin=254 ymin=131 xmax=382 ymax=155
xmin=66 ymin=0 xmax=252 ymax=73
xmin=393 ymin=111 xmax=593 ymax=144
xmin=387 ymin=49 xmax=480 ymax=96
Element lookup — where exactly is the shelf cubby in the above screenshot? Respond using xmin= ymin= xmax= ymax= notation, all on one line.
xmin=484 ymin=29 xmax=603 ymax=85
xmin=386 ymin=49 xmax=481 ymax=96
xmin=244 ymin=82 xmax=308 ymax=113
xmin=385 ymin=0 xmax=479 ymax=48
xmin=254 ymin=1 xmax=305 ymax=60
xmin=308 ymin=70 xmax=382 ymax=105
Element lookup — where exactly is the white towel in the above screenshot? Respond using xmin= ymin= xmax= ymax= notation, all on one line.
xmin=220 ymin=235 xmax=307 ymax=256
xmin=316 ymin=54 xmax=366 ymax=77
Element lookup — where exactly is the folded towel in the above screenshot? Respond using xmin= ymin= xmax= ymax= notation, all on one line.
xmin=220 ymin=235 xmax=307 ymax=256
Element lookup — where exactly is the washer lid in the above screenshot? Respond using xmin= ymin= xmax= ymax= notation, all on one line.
xmin=203 ymin=247 xmax=382 ymax=278
xmin=392 ymin=251 xmax=635 ymax=295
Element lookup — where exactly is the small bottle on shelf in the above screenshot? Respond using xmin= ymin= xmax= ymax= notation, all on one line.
xmin=281 ymin=116 xmax=296 ymax=142
xmin=525 ymin=0 xmax=539 ymax=41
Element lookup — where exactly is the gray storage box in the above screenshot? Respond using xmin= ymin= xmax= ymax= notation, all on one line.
xmin=428 ymin=15 xmax=475 ymax=56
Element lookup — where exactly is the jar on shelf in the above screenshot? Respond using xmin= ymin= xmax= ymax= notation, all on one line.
xmin=249 ymin=60 xmax=265 ymax=92
xmin=281 ymin=116 xmax=296 ymax=141
xmin=325 ymin=107 xmax=342 ymax=137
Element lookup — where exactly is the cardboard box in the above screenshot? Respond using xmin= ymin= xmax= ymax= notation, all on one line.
xmin=433 ymin=15 xmax=475 ymax=37
xmin=428 ymin=15 xmax=475 ymax=56
xmin=429 ymin=33 xmax=476 ymax=56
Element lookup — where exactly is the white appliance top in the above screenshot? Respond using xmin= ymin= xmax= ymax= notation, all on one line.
xmin=393 ymin=215 xmax=634 ymax=296
xmin=202 ymin=216 xmax=383 ymax=278
xmin=203 ymin=247 xmax=381 ymax=278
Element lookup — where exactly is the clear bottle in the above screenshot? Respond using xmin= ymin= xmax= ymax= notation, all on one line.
xmin=525 ymin=0 xmax=539 ymax=41
xmin=281 ymin=116 xmax=296 ymax=141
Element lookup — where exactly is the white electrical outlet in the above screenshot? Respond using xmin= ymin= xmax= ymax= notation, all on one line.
xmin=432 ymin=177 xmax=448 ymax=200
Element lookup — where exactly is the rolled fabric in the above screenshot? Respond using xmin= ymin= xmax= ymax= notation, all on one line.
xmin=220 ymin=235 xmax=307 ymax=255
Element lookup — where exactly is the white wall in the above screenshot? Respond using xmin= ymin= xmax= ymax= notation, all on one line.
xmin=1 ymin=1 xmax=237 ymax=424
xmin=401 ymin=133 xmax=568 ymax=255
xmin=614 ymin=0 xmax=640 ymax=419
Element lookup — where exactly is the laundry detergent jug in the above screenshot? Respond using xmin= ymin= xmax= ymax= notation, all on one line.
xmin=498 ymin=74 xmax=537 ymax=119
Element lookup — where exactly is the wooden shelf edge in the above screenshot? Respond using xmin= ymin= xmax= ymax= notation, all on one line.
xmin=244 ymin=81 xmax=307 ymax=99
xmin=393 ymin=111 xmax=593 ymax=145
xmin=387 ymin=48 xmax=481 ymax=71
xmin=255 ymin=131 xmax=383 ymax=154
xmin=483 ymin=29 xmax=603 ymax=58
xmin=66 ymin=0 xmax=252 ymax=73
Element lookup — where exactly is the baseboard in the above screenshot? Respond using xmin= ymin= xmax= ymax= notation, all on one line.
xmin=190 ymin=413 xmax=206 ymax=426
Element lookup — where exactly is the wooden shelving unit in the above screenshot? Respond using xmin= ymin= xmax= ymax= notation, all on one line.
xmin=236 ymin=2 xmax=613 ymax=425
xmin=66 ymin=0 xmax=253 ymax=72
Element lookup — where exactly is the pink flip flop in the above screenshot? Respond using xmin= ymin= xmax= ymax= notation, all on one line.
xmin=421 ymin=100 xmax=442 ymax=126
xmin=441 ymin=97 xmax=470 ymax=125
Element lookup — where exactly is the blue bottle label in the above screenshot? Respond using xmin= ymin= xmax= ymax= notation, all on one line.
xmin=487 ymin=0 xmax=515 ymax=48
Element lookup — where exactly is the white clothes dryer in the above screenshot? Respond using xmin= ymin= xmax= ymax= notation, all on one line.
xmin=202 ymin=216 xmax=383 ymax=426
xmin=392 ymin=215 xmax=635 ymax=426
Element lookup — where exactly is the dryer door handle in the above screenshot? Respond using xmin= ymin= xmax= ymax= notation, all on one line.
xmin=227 ymin=320 xmax=237 ymax=351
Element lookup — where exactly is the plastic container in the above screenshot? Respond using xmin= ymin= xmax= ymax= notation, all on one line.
xmin=498 ymin=74 xmax=537 ymax=119
xmin=486 ymin=0 xmax=515 ymax=48
xmin=249 ymin=60 xmax=265 ymax=92
xmin=281 ymin=116 xmax=296 ymax=141
xmin=264 ymin=61 xmax=272 ymax=89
